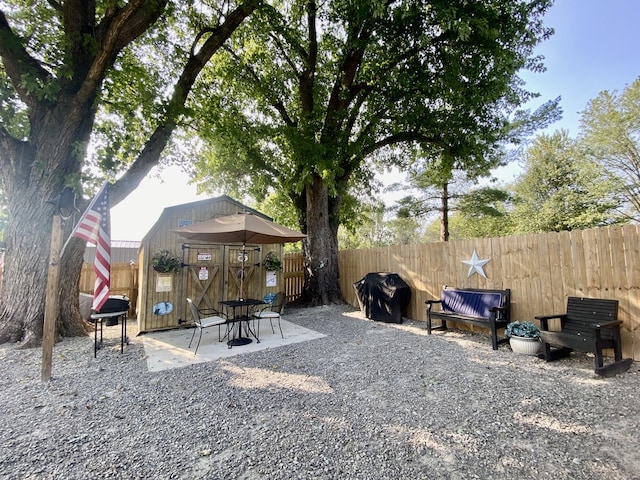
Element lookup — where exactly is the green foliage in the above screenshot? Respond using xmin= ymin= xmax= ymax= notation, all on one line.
xmin=505 ymin=321 xmax=540 ymax=339
xmin=190 ymin=0 xmax=555 ymax=233
xmin=510 ymin=131 xmax=624 ymax=233
xmin=446 ymin=212 xmax=513 ymax=240
xmin=448 ymin=187 xmax=513 ymax=237
xmin=580 ymin=76 xmax=640 ymax=220
xmin=151 ymin=250 xmax=182 ymax=274
xmin=457 ymin=187 xmax=512 ymax=219
xmin=262 ymin=251 xmax=282 ymax=271
xmin=337 ymin=201 xmax=391 ymax=249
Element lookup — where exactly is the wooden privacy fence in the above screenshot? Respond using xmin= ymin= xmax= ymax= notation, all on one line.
xmin=80 ymin=262 xmax=138 ymax=317
xmin=81 ymin=225 xmax=640 ymax=361
xmin=80 ymin=257 xmax=304 ymax=318
xmin=283 ymin=252 xmax=304 ymax=303
xmin=339 ymin=225 xmax=640 ymax=361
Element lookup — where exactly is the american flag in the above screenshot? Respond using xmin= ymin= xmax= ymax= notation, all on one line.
xmin=71 ymin=182 xmax=111 ymax=311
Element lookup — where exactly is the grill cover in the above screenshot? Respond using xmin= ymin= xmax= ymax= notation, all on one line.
xmin=353 ymin=273 xmax=411 ymax=324
xmin=95 ymin=295 xmax=130 ymax=326
xmin=97 ymin=295 xmax=130 ymax=314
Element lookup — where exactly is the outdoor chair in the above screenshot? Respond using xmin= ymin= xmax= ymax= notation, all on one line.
xmin=186 ymin=298 xmax=227 ymax=355
xmin=253 ymin=292 xmax=286 ymax=339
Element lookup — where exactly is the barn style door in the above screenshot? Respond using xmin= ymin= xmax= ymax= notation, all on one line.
xmin=223 ymin=245 xmax=260 ymax=301
xmin=181 ymin=244 xmax=224 ymax=322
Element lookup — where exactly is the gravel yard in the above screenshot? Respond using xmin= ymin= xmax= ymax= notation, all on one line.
xmin=1 ymin=304 xmax=639 ymax=479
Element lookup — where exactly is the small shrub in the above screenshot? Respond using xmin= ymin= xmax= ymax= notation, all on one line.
xmin=151 ymin=250 xmax=182 ymax=274
xmin=505 ymin=321 xmax=541 ymax=339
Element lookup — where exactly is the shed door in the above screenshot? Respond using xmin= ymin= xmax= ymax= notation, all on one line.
xmin=224 ymin=245 xmax=260 ymax=301
xmin=182 ymin=245 xmax=224 ymax=320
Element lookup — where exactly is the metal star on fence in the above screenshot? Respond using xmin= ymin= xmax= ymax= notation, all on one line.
xmin=462 ymin=250 xmax=490 ymax=279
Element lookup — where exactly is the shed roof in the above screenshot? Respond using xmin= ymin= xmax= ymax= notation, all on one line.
xmin=140 ymin=195 xmax=269 ymax=244
xmin=84 ymin=240 xmax=141 ymax=263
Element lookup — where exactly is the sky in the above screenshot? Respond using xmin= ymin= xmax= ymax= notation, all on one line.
xmin=110 ymin=0 xmax=640 ymax=241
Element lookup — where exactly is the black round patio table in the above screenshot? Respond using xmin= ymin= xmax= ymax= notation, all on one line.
xmin=219 ymin=298 xmax=265 ymax=347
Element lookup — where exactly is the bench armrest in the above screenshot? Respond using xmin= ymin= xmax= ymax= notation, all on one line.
xmin=534 ymin=314 xmax=564 ymax=321
xmin=425 ymin=299 xmax=441 ymax=312
xmin=535 ymin=314 xmax=565 ymax=330
xmin=488 ymin=306 xmax=508 ymax=320
xmin=593 ymin=319 xmax=623 ymax=329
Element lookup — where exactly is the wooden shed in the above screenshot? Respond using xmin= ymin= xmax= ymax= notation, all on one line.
xmin=137 ymin=196 xmax=286 ymax=333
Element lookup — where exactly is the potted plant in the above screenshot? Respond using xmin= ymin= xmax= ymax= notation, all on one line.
xmin=262 ymin=251 xmax=282 ymax=272
xmin=505 ymin=321 xmax=541 ymax=355
xmin=151 ymin=249 xmax=182 ymax=274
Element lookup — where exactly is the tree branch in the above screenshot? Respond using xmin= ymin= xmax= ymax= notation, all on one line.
xmin=76 ymin=0 xmax=168 ymax=105
xmin=110 ymin=0 xmax=260 ymax=205
xmin=0 ymin=9 xmax=52 ymax=109
xmin=363 ymin=131 xmax=440 ymax=157
xmin=222 ymin=44 xmax=295 ymax=127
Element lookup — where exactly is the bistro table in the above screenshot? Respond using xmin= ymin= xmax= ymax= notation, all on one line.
xmin=219 ymin=298 xmax=265 ymax=347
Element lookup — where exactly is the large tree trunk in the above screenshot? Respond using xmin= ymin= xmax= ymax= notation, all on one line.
xmin=0 ymin=0 xmax=257 ymax=346
xmin=0 ymin=184 xmax=63 ymax=346
xmin=300 ymin=174 xmax=343 ymax=305
xmin=58 ymin=237 xmax=90 ymax=337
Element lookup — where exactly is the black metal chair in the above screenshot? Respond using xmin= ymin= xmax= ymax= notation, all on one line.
xmin=252 ymin=292 xmax=286 ymax=339
xmin=186 ymin=298 xmax=227 ymax=355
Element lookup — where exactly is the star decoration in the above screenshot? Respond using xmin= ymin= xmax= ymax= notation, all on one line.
xmin=462 ymin=250 xmax=490 ymax=279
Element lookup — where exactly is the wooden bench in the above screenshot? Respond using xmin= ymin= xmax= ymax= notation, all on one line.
xmin=536 ymin=296 xmax=633 ymax=377
xmin=425 ymin=286 xmax=511 ymax=350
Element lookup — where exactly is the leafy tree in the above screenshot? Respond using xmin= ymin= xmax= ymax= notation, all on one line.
xmin=420 ymin=185 xmax=512 ymax=240
xmin=190 ymin=0 xmax=555 ymax=304
xmin=338 ymin=203 xmax=391 ymax=250
xmin=510 ymin=131 xmax=624 ymax=233
xmin=391 ymin=95 xmax=560 ymax=242
xmin=580 ymin=76 xmax=640 ymax=221
xmin=452 ymin=187 xmax=513 ymax=238
xmin=392 ymin=158 xmax=478 ymax=242
xmin=0 ymin=1 xmax=258 ymax=345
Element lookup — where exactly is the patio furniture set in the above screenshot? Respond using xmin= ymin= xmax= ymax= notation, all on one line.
xmin=187 ymin=292 xmax=286 ymax=354
xmin=425 ymin=286 xmax=632 ymax=376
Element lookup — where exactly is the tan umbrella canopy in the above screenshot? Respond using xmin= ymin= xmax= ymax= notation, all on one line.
xmin=174 ymin=212 xmax=306 ymax=299
xmin=174 ymin=212 xmax=306 ymax=245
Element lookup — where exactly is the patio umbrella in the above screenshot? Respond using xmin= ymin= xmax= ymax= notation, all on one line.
xmin=174 ymin=212 xmax=306 ymax=299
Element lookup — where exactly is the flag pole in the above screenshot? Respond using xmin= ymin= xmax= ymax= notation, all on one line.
xmin=59 ymin=181 xmax=108 ymax=259
xmin=41 ymin=181 xmax=111 ymax=380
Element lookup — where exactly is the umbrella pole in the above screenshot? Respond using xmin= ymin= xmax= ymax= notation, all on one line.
xmin=240 ymin=243 xmax=246 ymax=300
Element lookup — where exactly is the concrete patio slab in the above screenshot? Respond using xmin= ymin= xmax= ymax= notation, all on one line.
xmin=142 ymin=318 xmax=326 ymax=372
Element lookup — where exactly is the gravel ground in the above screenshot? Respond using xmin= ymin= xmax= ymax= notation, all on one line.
xmin=1 ymin=304 xmax=640 ymax=480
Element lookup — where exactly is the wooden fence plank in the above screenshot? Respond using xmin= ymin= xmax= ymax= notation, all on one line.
xmin=570 ymin=229 xmax=588 ymax=297
xmin=622 ymin=225 xmax=640 ymax=359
